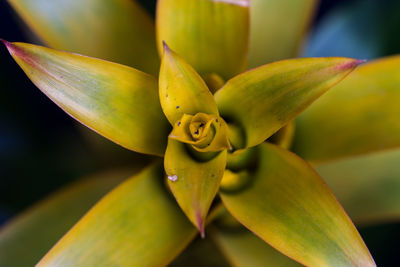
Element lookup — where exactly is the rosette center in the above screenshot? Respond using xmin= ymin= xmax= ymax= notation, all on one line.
xmin=169 ymin=113 xmax=230 ymax=152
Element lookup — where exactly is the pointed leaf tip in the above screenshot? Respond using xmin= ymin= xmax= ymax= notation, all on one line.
xmin=37 ymin=162 xmax=197 ymax=266
xmin=196 ymin=212 xmax=206 ymax=238
xmin=0 ymin=38 xmax=9 ymax=47
xmin=159 ymin=45 xmax=218 ymax=125
xmin=293 ymin=56 xmax=400 ymax=162
xmin=212 ymin=0 xmax=249 ymax=7
xmin=2 ymin=41 xmax=28 ymax=59
xmin=6 ymin=42 xmax=170 ymax=156
xmin=1 ymin=39 xmax=15 ymax=55
xmin=200 ymin=230 xmax=205 ymax=239
xmin=357 ymin=59 xmax=368 ymax=64
xmin=337 ymin=59 xmax=366 ymax=71
xmin=220 ymin=143 xmax=375 ymax=267
xmin=164 ymin=139 xmax=226 ymax=234
xmin=162 ymin=40 xmax=170 ymax=52
xmin=215 ymin=57 xmax=362 ymax=149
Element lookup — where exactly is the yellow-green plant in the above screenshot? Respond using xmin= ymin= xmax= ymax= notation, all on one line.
xmin=1 ymin=0 xmax=399 ymax=266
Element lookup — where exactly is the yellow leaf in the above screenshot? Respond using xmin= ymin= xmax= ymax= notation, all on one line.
xmin=38 ymin=162 xmax=197 ymax=266
xmin=249 ymin=0 xmax=319 ymax=67
xmin=159 ymin=43 xmax=219 ymax=125
xmin=220 ymin=143 xmax=375 ymax=267
xmin=171 ymin=237 xmax=230 ymax=266
xmin=3 ymin=41 xmax=170 ymax=156
xmin=215 ymin=57 xmax=362 ymax=149
xmin=169 ymin=113 xmax=230 ymax=153
xmin=156 ymin=0 xmax=249 ymax=79
xmin=212 ymin=225 xmax=301 ymax=267
xmin=164 ymin=139 xmax=227 ymax=235
xmin=267 ymin=121 xmax=296 ymax=149
xmin=8 ymin=0 xmax=159 ymax=75
xmin=316 ymin=149 xmax=400 ymax=225
xmin=0 ymin=170 xmax=131 ymax=266
xmin=293 ymin=56 xmax=400 ymax=163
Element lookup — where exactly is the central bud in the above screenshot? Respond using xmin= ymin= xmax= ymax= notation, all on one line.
xmin=169 ymin=112 xmax=230 ymax=152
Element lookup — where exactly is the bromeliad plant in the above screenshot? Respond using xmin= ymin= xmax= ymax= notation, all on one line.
xmin=1 ymin=0 xmax=400 ymax=266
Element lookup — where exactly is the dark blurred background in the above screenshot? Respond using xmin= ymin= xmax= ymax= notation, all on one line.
xmin=0 ymin=0 xmax=399 ymax=265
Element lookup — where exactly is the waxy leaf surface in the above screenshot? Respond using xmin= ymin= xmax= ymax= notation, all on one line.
xmin=249 ymin=0 xmax=318 ymax=67
xmin=0 ymin=170 xmax=131 ymax=266
xmin=156 ymin=0 xmax=249 ymax=79
xmin=220 ymin=143 xmax=375 ymax=267
xmin=159 ymin=44 xmax=218 ymax=125
xmin=212 ymin=226 xmax=301 ymax=267
xmin=215 ymin=57 xmax=361 ymax=149
xmin=38 ymin=162 xmax=197 ymax=266
xmin=8 ymin=0 xmax=159 ymax=75
xmin=164 ymin=139 xmax=227 ymax=234
xmin=293 ymin=56 xmax=400 ymax=162
xmin=316 ymin=149 xmax=400 ymax=225
xmin=3 ymin=41 xmax=170 ymax=156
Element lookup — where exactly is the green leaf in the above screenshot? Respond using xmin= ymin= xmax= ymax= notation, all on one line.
xmin=316 ymin=149 xmax=400 ymax=225
xmin=38 ymin=162 xmax=197 ymax=266
xmin=156 ymin=0 xmax=249 ymax=79
xmin=164 ymin=139 xmax=227 ymax=234
xmin=3 ymin=41 xmax=170 ymax=156
xmin=159 ymin=44 xmax=219 ymax=125
xmin=215 ymin=57 xmax=362 ymax=149
xmin=171 ymin=237 xmax=230 ymax=267
xmin=203 ymin=73 xmax=226 ymax=94
xmin=0 ymin=170 xmax=131 ymax=267
xmin=293 ymin=56 xmax=400 ymax=163
xmin=212 ymin=226 xmax=301 ymax=267
xmin=8 ymin=0 xmax=159 ymax=75
xmin=267 ymin=121 xmax=296 ymax=149
xmin=249 ymin=0 xmax=318 ymax=67
xmin=220 ymin=143 xmax=375 ymax=267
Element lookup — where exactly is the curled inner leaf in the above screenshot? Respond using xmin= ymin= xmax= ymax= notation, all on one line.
xmin=169 ymin=113 xmax=230 ymax=152
xmin=220 ymin=169 xmax=251 ymax=193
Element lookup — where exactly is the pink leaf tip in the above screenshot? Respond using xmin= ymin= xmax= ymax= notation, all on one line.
xmin=355 ymin=59 xmax=368 ymax=65
xmin=212 ymin=0 xmax=249 ymax=7
xmin=0 ymin=39 xmax=11 ymax=48
xmin=0 ymin=39 xmax=18 ymax=57
xmin=196 ymin=210 xmax=206 ymax=238
xmin=199 ymin=227 xmax=205 ymax=239
xmin=337 ymin=59 xmax=367 ymax=71
xmin=162 ymin=40 xmax=170 ymax=53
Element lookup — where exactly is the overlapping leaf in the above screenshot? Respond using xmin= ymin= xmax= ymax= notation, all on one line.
xmin=156 ymin=0 xmax=249 ymax=79
xmin=3 ymin=41 xmax=170 ymax=156
xmin=212 ymin=226 xmax=301 ymax=267
xmin=220 ymin=143 xmax=375 ymax=267
xmin=267 ymin=121 xmax=296 ymax=149
xmin=38 ymin=162 xmax=197 ymax=266
xmin=0 ymin=170 xmax=131 ymax=266
xmin=171 ymin=237 xmax=230 ymax=266
xmin=159 ymin=45 xmax=228 ymax=232
xmin=164 ymin=139 xmax=226 ymax=234
xmin=159 ymin=44 xmax=218 ymax=124
xmin=293 ymin=56 xmax=400 ymax=162
xmin=249 ymin=0 xmax=318 ymax=67
xmin=8 ymin=0 xmax=159 ymax=74
xmin=215 ymin=57 xmax=362 ymax=149
xmin=316 ymin=149 xmax=400 ymax=225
